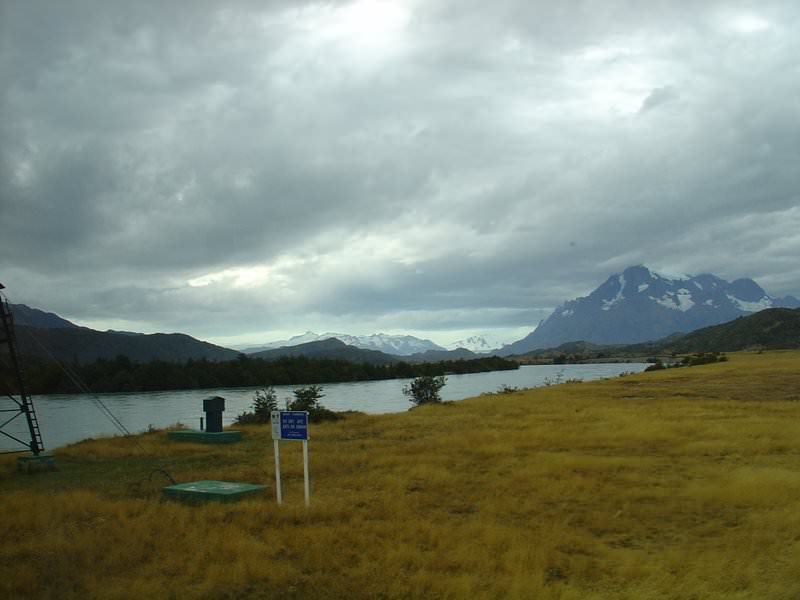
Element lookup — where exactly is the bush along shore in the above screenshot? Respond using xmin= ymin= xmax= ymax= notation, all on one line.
xmin=19 ymin=354 xmax=518 ymax=394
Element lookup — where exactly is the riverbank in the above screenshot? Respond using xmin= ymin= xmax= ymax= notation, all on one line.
xmin=20 ymin=354 xmax=518 ymax=395
xmin=2 ymin=351 xmax=799 ymax=599
xmin=26 ymin=363 xmax=647 ymax=450
xmin=512 ymin=355 xmax=659 ymax=365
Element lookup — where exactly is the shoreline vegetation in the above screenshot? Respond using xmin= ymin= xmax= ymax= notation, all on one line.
xmin=2 ymin=350 xmax=799 ymax=598
xmin=19 ymin=354 xmax=518 ymax=395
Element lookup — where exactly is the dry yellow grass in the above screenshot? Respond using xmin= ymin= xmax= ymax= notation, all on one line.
xmin=2 ymin=351 xmax=800 ymax=599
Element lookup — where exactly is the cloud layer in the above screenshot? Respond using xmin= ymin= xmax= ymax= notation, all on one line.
xmin=2 ymin=0 xmax=799 ymax=346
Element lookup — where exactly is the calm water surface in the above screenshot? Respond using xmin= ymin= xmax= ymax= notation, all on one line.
xmin=13 ymin=363 xmax=647 ymax=450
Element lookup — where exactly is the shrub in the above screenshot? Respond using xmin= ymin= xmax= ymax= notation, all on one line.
xmin=497 ymin=384 xmax=520 ymax=394
xmin=403 ymin=375 xmax=447 ymax=406
xmin=286 ymin=385 xmax=340 ymax=423
xmin=286 ymin=385 xmax=325 ymax=411
xmin=543 ymin=369 xmax=566 ymax=386
xmin=235 ymin=386 xmax=278 ymax=424
xmin=678 ymin=352 xmax=728 ymax=368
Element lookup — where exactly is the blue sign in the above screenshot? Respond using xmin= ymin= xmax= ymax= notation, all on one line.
xmin=271 ymin=411 xmax=308 ymax=441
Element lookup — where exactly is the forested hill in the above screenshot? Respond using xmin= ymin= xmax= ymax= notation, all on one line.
xmin=12 ymin=325 xmax=239 ymax=363
xmin=18 ymin=354 xmax=519 ymax=395
xmin=663 ymin=307 xmax=800 ymax=353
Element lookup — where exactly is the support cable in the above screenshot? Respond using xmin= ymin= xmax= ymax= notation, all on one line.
xmin=18 ymin=325 xmax=142 ymax=446
xmin=2 ymin=290 xmax=178 ymax=484
xmin=2 ymin=291 xmax=139 ymax=448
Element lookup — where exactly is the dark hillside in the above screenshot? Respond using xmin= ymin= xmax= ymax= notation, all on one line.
xmin=664 ymin=308 xmax=800 ymax=353
xmin=250 ymin=338 xmax=400 ymax=365
xmin=403 ymin=348 xmax=478 ymax=362
xmin=9 ymin=303 xmax=81 ymax=329
xmin=11 ymin=325 xmax=239 ymax=363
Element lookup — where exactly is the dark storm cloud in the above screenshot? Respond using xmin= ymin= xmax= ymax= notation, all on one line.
xmin=1 ymin=0 xmax=799 ymax=345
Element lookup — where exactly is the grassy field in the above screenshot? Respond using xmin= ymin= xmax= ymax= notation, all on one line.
xmin=2 ymin=351 xmax=800 ymax=599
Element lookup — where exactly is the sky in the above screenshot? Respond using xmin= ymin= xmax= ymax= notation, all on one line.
xmin=1 ymin=0 xmax=799 ymax=349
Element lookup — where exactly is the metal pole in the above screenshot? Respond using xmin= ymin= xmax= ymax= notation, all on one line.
xmin=303 ymin=439 xmax=310 ymax=507
xmin=273 ymin=439 xmax=282 ymax=505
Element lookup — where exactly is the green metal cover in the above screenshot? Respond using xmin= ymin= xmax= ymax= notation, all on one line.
xmin=167 ymin=430 xmax=243 ymax=444
xmin=17 ymin=454 xmax=56 ymax=473
xmin=162 ymin=480 xmax=266 ymax=503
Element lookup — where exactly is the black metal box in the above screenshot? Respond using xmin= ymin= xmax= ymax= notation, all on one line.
xmin=203 ymin=396 xmax=225 ymax=412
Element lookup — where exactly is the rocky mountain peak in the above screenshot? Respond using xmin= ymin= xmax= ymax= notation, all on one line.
xmin=500 ymin=266 xmax=793 ymax=354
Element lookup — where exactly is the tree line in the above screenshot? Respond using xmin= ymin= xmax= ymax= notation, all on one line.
xmin=16 ymin=353 xmax=518 ymax=395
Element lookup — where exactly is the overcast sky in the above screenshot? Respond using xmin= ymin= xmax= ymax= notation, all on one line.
xmin=1 ymin=0 xmax=799 ymax=348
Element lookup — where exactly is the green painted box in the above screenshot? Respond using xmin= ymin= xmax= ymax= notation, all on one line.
xmin=162 ymin=480 xmax=266 ymax=503
xmin=167 ymin=430 xmax=243 ymax=444
xmin=17 ymin=454 xmax=56 ymax=473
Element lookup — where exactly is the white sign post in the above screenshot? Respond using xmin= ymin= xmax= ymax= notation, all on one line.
xmin=273 ymin=438 xmax=283 ymax=505
xmin=303 ymin=438 xmax=310 ymax=507
xmin=270 ymin=411 xmax=310 ymax=507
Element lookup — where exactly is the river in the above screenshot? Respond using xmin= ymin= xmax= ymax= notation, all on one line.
xmin=8 ymin=363 xmax=647 ymax=451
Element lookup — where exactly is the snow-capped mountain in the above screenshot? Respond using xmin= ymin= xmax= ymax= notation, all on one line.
xmin=338 ymin=333 xmax=446 ymax=355
xmin=243 ymin=332 xmax=446 ymax=356
xmin=446 ymin=335 xmax=508 ymax=354
xmin=500 ymin=265 xmax=800 ymax=354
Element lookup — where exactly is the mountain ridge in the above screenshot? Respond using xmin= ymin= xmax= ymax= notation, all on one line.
xmin=6 ymin=306 xmax=477 ymax=365
xmin=11 ymin=325 xmax=240 ymax=364
xmin=249 ymin=338 xmax=401 ymax=365
xmin=9 ymin=265 xmax=799 ymax=364
xmin=504 ymin=308 xmax=800 ymax=359
xmin=249 ymin=338 xmax=481 ymax=364
xmin=500 ymin=265 xmax=800 ymax=354
xmin=242 ymin=331 xmax=446 ymax=356
xmin=445 ymin=334 xmax=509 ymax=354
xmin=7 ymin=303 xmax=82 ymax=330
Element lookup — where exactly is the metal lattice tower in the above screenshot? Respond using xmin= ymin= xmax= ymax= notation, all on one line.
xmin=0 ymin=283 xmax=44 ymax=455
